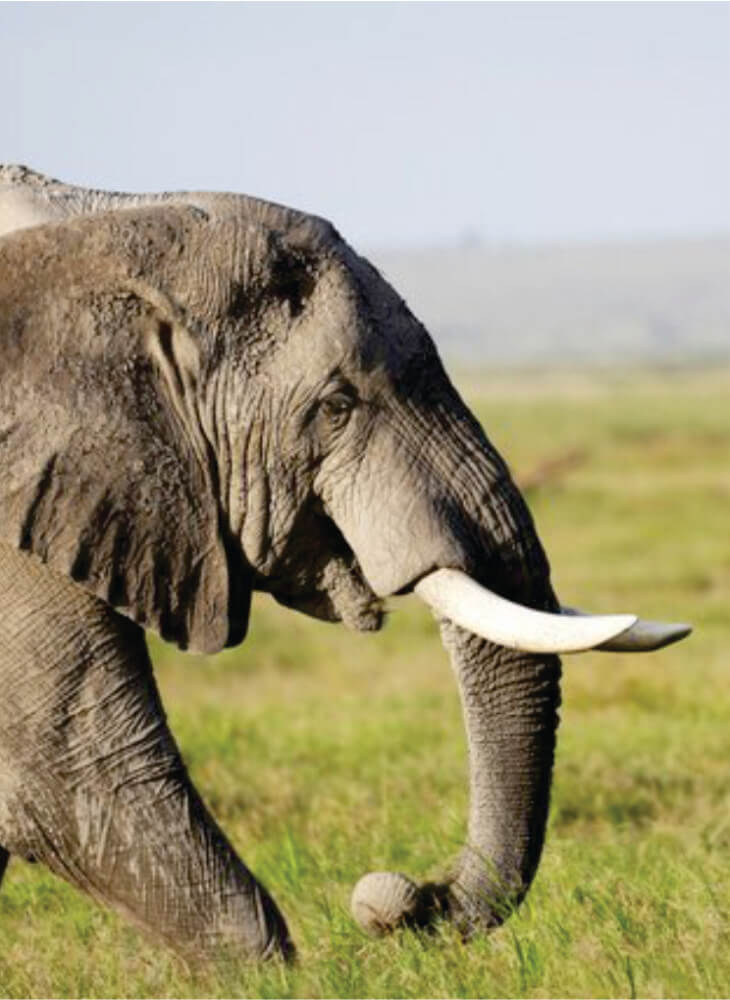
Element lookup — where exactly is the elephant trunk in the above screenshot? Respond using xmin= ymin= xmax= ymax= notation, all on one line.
xmin=350 ymin=402 xmax=562 ymax=935
xmin=431 ymin=412 xmax=561 ymax=928
xmin=439 ymin=624 xmax=561 ymax=931
xmin=351 ymin=623 xmax=561 ymax=936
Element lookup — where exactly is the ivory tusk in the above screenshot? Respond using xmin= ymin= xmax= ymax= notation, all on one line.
xmin=415 ymin=569 xmax=638 ymax=654
xmin=561 ymin=607 xmax=692 ymax=652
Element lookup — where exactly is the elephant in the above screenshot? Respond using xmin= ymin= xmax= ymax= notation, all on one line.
xmin=0 ymin=165 xmax=689 ymax=962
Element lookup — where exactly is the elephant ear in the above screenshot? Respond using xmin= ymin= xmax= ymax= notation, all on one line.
xmin=0 ymin=207 xmax=249 ymax=653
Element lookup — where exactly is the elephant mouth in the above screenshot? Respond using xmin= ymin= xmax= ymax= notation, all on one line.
xmin=256 ymin=514 xmax=384 ymax=632
xmin=273 ymin=552 xmax=385 ymax=632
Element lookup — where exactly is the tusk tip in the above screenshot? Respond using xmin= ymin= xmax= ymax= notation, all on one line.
xmin=598 ymin=619 xmax=692 ymax=652
xmin=561 ymin=606 xmax=692 ymax=653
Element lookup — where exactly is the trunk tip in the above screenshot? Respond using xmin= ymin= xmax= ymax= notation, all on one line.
xmin=351 ymin=871 xmax=421 ymax=935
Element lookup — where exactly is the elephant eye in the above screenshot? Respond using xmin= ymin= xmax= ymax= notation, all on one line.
xmin=319 ymin=389 xmax=356 ymax=431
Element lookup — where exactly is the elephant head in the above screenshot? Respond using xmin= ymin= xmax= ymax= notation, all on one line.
xmin=0 ymin=168 xmax=689 ymax=958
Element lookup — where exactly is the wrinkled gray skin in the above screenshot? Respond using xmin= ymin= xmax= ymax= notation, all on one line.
xmin=0 ymin=167 xmax=561 ymax=961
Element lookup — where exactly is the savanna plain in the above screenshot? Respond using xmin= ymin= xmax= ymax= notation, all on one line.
xmin=0 ymin=367 xmax=728 ymax=999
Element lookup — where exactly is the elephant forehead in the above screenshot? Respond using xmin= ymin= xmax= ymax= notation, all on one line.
xmin=283 ymin=255 xmax=433 ymax=376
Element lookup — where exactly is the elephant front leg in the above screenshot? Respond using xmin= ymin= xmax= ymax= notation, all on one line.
xmin=0 ymin=544 xmax=292 ymax=962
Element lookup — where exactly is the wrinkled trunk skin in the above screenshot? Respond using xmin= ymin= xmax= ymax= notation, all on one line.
xmin=428 ymin=419 xmax=563 ymax=931
xmin=437 ymin=626 xmax=561 ymax=931
xmin=0 ymin=543 xmax=291 ymax=962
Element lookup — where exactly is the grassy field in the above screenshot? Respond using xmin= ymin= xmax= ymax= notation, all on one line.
xmin=0 ymin=367 xmax=728 ymax=998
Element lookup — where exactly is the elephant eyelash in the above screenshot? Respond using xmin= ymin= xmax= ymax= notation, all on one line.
xmin=318 ymin=392 xmax=356 ymax=433
xmin=321 ymin=392 xmax=354 ymax=415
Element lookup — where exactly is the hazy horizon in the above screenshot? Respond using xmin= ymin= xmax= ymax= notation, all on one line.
xmin=372 ymin=234 xmax=730 ymax=364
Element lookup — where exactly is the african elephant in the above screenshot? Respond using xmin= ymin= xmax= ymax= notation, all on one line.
xmin=0 ymin=166 xmax=688 ymax=961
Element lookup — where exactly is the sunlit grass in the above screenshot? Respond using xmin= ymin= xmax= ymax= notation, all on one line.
xmin=1 ymin=366 xmax=727 ymax=997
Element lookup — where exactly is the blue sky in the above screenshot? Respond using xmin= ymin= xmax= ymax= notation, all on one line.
xmin=2 ymin=2 xmax=728 ymax=248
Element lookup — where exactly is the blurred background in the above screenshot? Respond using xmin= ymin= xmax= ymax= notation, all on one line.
xmin=2 ymin=1 xmax=728 ymax=366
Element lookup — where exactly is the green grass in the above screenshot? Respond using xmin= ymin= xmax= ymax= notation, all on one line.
xmin=1 ymin=366 xmax=728 ymax=997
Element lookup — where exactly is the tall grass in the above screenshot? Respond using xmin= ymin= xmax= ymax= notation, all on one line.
xmin=1 ymin=367 xmax=727 ymax=998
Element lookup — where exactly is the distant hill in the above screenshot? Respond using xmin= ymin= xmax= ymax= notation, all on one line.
xmin=369 ymin=237 xmax=730 ymax=365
